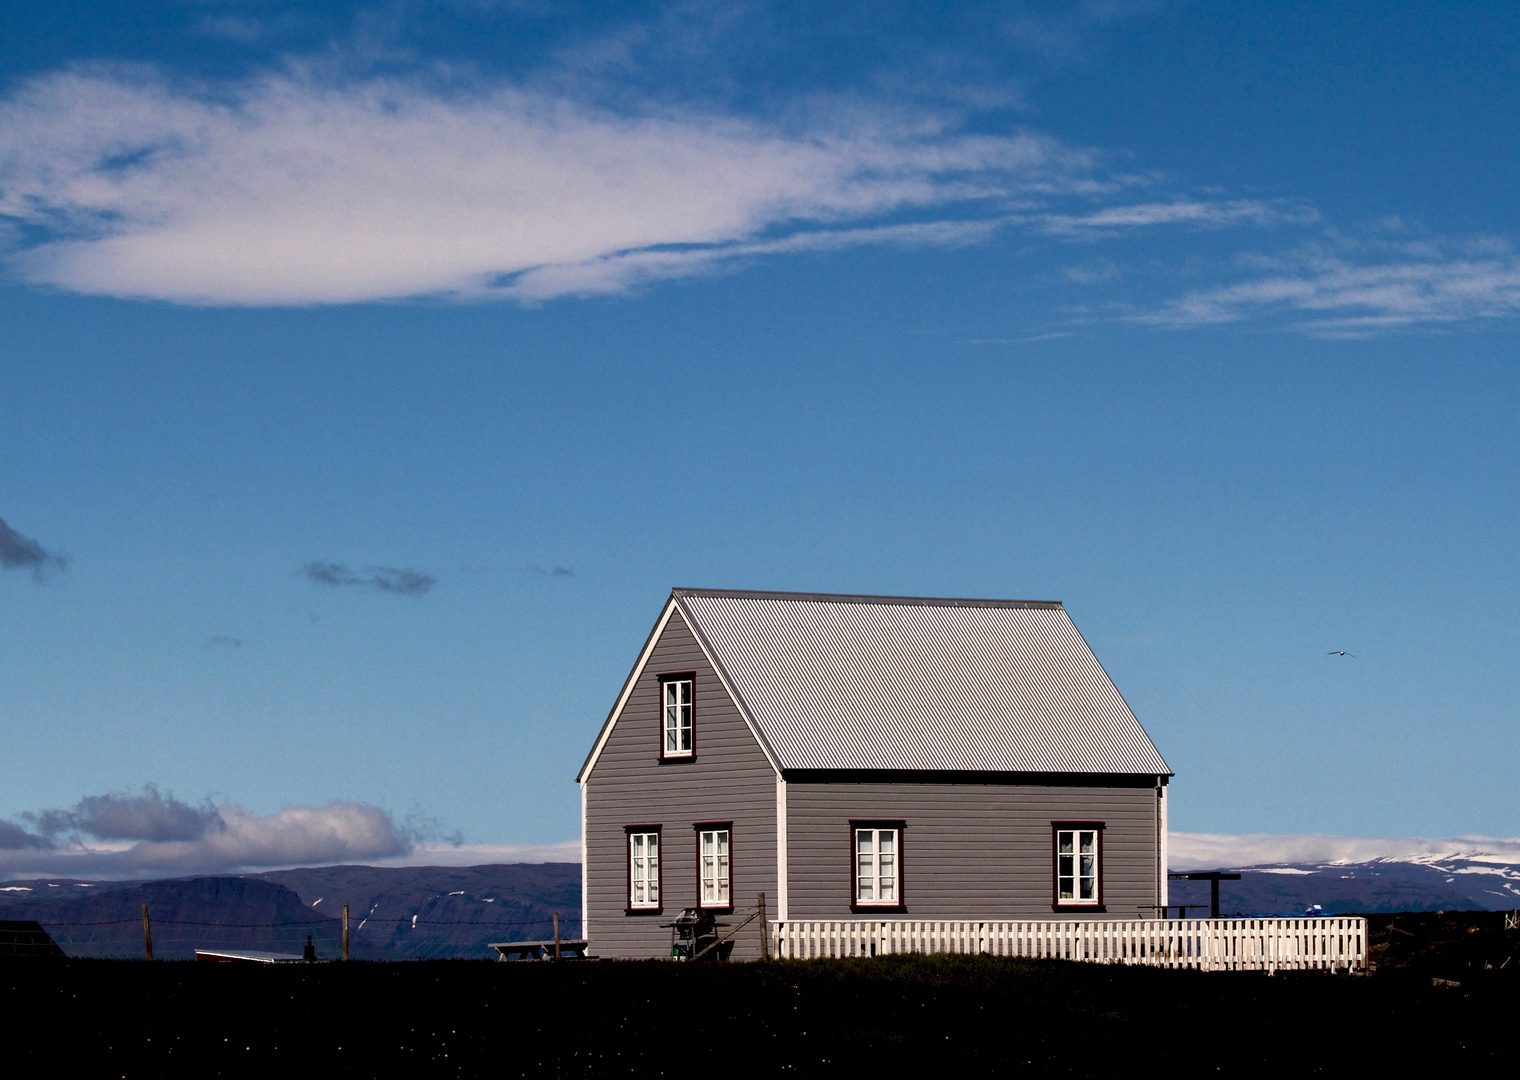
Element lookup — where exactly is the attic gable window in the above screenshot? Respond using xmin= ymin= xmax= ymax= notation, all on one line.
xmin=1052 ymin=823 xmax=1104 ymax=910
xmin=660 ymin=673 xmax=694 ymax=758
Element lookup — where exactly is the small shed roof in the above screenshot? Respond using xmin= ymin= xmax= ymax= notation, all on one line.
xmin=0 ymin=920 xmax=66 ymax=958
xmin=671 ymin=589 xmax=1170 ymax=776
xmin=194 ymin=949 xmax=309 ymax=963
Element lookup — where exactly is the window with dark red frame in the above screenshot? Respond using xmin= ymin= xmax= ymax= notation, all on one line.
xmin=695 ymin=823 xmax=731 ymax=910
xmin=1052 ymin=822 xmax=1103 ymax=910
xmin=627 ymin=827 xmax=661 ymax=910
xmin=852 ymin=821 xmax=904 ymax=910
xmin=659 ymin=673 xmax=694 ymax=758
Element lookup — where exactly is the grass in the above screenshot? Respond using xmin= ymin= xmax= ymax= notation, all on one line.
xmin=4 ymin=911 xmax=1517 ymax=1077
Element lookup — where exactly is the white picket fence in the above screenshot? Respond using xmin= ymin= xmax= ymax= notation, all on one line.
xmin=770 ymin=917 xmax=1366 ymax=972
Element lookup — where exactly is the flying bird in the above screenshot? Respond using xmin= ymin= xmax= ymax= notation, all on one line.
xmin=1327 ymin=651 xmax=1356 ymax=658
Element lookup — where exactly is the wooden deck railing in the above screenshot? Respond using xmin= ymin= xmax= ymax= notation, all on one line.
xmin=770 ymin=917 xmax=1366 ymax=972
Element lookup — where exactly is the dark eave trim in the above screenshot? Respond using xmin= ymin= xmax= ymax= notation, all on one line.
xmin=780 ymin=769 xmax=1168 ymax=788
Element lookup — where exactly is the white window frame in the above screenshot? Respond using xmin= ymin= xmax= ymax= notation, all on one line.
xmin=698 ymin=827 xmax=730 ymax=909
xmin=853 ymin=826 xmax=900 ymax=908
xmin=629 ymin=830 xmax=660 ymax=909
xmin=1055 ymin=827 xmax=1101 ymax=906
xmin=661 ymin=676 xmax=693 ymax=758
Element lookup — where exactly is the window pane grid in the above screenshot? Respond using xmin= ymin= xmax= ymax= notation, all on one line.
xmin=663 ymin=679 xmax=693 ymax=755
xmin=629 ymin=831 xmax=659 ymax=908
xmin=854 ymin=828 xmax=898 ymax=906
xmin=700 ymin=829 xmax=729 ymax=906
xmin=1056 ymin=829 xmax=1098 ymax=904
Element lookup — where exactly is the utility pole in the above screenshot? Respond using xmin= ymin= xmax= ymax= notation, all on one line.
xmin=141 ymin=904 xmax=153 ymax=961
xmin=553 ymin=912 xmax=561 ymax=960
xmin=342 ymin=904 xmax=350 ymax=961
xmin=758 ymin=892 xmax=769 ymax=960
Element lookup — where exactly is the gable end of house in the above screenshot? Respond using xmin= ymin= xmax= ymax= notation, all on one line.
xmin=577 ymin=596 xmax=781 ymax=784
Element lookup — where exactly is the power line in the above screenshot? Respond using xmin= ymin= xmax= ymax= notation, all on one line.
xmin=29 ymin=915 xmax=563 ymax=929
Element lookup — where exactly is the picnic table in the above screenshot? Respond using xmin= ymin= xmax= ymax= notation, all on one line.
xmin=489 ymin=939 xmax=590 ymax=961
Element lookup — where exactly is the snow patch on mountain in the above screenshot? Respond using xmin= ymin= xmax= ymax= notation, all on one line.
xmin=1167 ymin=833 xmax=1520 ymax=913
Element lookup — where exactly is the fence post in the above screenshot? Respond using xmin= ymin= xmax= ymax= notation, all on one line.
xmin=343 ymin=904 xmax=350 ymax=961
xmin=553 ymin=912 xmax=562 ymax=960
xmin=142 ymin=904 xmax=153 ymax=961
xmin=758 ymin=892 xmax=769 ymax=960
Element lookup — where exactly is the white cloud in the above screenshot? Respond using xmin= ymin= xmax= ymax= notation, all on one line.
xmin=1038 ymin=199 xmax=1313 ymax=237
xmin=1146 ymin=242 xmax=1520 ymax=335
xmin=502 ymin=217 xmax=1010 ymax=300
xmin=5 ymin=61 xmax=1512 ymax=336
xmin=0 ymin=786 xmax=578 ymax=879
xmin=1170 ymin=831 xmax=1520 ymax=870
xmin=374 ymin=840 xmax=582 ymax=867
xmin=0 ymin=66 xmax=1095 ymax=305
xmin=0 ymin=800 xmax=411 ymax=879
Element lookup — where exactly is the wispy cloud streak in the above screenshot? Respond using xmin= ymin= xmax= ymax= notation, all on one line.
xmin=527 ymin=564 xmax=574 ymax=578
xmin=1146 ymin=240 xmax=1520 ymax=335
xmin=0 ymin=515 xmax=69 ymax=581
xmin=302 ymin=561 xmax=436 ymax=595
xmin=1038 ymin=199 xmax=1314 ymax=237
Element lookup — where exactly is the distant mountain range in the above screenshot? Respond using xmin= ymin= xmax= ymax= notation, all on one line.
xmin=1169 ymin=852 xmax=1520 ymax=916
xmin=2 ymin=851 xmax=1514 ymax=959
xmin=0 ymin=863 xmax=580 ymax=959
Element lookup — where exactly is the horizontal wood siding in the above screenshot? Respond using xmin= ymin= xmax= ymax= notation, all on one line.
xmin=584 ymin=610 xmax=777 ymax=958
xmin=786 ymin=780 xmax=1160 ymax=920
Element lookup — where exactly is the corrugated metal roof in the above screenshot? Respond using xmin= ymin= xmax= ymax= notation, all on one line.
xmin=673 ymin=589 xmax=1170 ymax=775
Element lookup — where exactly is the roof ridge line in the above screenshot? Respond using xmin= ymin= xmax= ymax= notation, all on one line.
xmin=672 ymin=588 xmax=1063 ymax=610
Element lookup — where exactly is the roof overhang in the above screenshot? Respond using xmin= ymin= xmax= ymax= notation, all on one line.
xmin=780 ymin=769 xmax=1171 ymax=786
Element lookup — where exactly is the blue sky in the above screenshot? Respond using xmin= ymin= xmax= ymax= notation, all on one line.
xmin=2 ymin=1 xmax=1518 ymax=874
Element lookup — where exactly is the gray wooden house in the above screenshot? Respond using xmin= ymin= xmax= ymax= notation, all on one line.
xmin=577 ymin=589 xmax=1172 ymax=960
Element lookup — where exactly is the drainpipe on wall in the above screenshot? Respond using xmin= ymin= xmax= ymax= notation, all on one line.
xmin=1156 ymin=778 xmax=1169 ymax=912
xmin=580 ymin=781 xmax=589 ymax=947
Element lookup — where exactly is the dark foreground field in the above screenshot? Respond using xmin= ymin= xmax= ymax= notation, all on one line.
xmin=4 ymin=912 xmax=1515 ymax=1078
